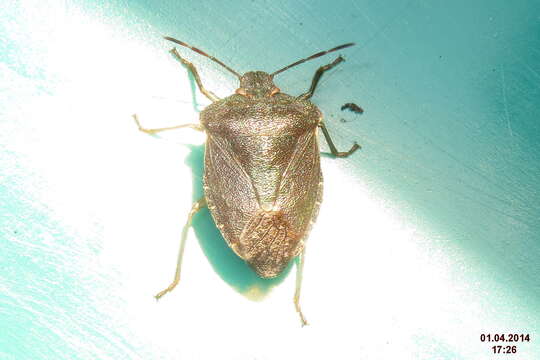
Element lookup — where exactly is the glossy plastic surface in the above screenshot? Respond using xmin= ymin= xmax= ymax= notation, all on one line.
xmin=1 ymin=0 xmax=539 ymax=359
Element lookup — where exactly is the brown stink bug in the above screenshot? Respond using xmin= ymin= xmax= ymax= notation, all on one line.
xmin=133 ymin=36 xmax=360 ymax=326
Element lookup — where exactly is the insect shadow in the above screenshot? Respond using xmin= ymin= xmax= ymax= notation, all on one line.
xmin=184 ymin=144 xmax=293 ymax=300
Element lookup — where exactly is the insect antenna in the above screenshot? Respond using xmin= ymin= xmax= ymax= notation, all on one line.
xmin=164 ymin=36 xmax=241 ymax=79
xmin=271 ymin=43 xmax=355 ymax=77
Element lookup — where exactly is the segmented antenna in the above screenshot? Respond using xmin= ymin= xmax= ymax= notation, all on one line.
xmin=164 ymin=36 xmax=241 ymax=78
xmin=271 ymin=43 xmax=355 ymax=76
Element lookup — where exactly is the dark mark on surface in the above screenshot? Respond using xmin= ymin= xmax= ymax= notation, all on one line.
xmin=341 ymin=102 xmax=364 ymax=114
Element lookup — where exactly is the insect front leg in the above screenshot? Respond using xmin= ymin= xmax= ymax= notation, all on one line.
xmin=318 ymin=122 xmax=360 ymax=158
xmin=170 ymin=48 xmax=220 ymax=103
xmin=294 ymin=247 xmax=308 ymax=326
xmin=155 ymin=197 xmax=207 ymax=300
xmin=298 ymin=56 xmax=345 ymax=100
xmin=132 ymin=114 xmax=203 ymax=134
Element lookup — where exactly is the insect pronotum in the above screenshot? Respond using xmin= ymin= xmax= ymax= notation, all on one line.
xmin=133 ymin=37 xmax=360 ymax=326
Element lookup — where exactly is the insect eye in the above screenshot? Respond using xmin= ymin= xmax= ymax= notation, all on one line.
xmin=236 ymin=88 xmax=248 ymax=96
xmin=269 ymin=87 xmax=280 ymax=96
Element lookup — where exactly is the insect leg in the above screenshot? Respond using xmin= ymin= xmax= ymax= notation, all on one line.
xmin=133 ymin=114 xmax=203 ymax=134
xmin=294 ymin=247 xmax=308 ymax=326
xmin=298 ymin=56 xmax=345 ymax=100
xmin=318 ymin=121 xmax=360 ymax=158
xmin=170 ymin=48 xmax=220 ymax=102
xmin=155 ymin=197 xmax=207 ymax=300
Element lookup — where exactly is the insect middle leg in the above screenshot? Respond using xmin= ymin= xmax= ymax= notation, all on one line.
xmin=132 ymin=114 xmax=203 ymax=134
xmin=298 ymin=56 xmax=345 ymax=100
xmin=155 ymin=197 xmax=207 ymax=300
xmin=170 ymin=48 xmax=220 ymax=103
xmin=318 ymin=122 xmax=360 ymax=158
xmin=294 ymin=247 xmax=308 ymax=326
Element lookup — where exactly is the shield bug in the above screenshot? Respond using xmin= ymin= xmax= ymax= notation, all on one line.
xmin=133 ymin=37 xmax=360 ymax=326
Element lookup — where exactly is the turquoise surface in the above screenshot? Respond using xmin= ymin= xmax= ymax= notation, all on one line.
xmin=1 ymin=0 xmax=539 ymax=359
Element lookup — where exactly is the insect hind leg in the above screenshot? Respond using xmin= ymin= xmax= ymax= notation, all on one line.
xmin=155 ymin=197 xmax=207 ymax=300
xmin=294 ymin=247 xmax=308 ymax=326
